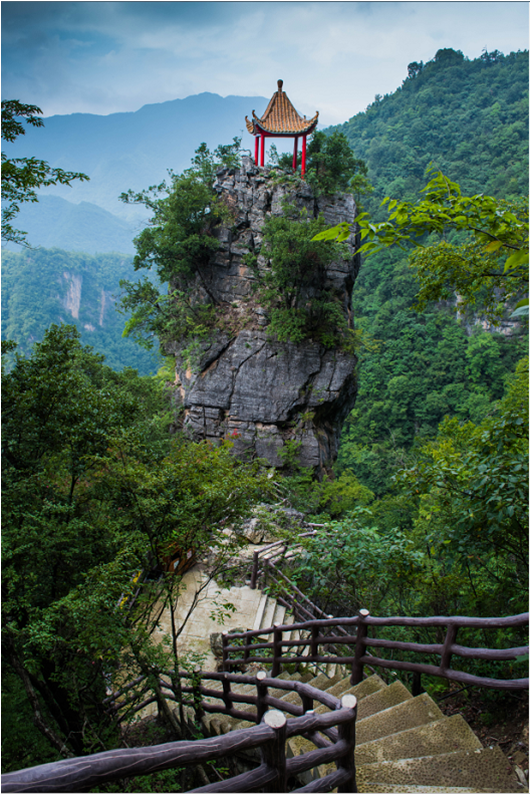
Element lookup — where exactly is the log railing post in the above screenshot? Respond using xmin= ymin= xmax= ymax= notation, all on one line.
xmin=222 ymin=631 xmax=229 ymax=672
xmin=351 ymin=609 xmax=370 ymax=685
xmin=250 ymin=550 xmax=259 ymax=590
xmin=440 ymin=623 xmax=458 ymax=675
xmin=192 ymin=665 xmax=204 ymax=723
xmin=244 ymin=632 xmax=252 ymax=666
xmin=260 ymin=710 xmax=287 ymax=792
xmin=411 ymin=671 xmax=422 ymax=697
xmin=271 ymin=624 xmax=283 ymax=678
xmin=310 ymin=624 xmax=319 ymax=660
xmin=336 ymin=694 xmax=358 ymax=793
xmin=221 ymin=673 xmax=233 ymax=715
xmin=256 ymin=670 xmax=268 ymax=723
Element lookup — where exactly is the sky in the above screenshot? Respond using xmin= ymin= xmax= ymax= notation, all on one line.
xmin=2 ymin=1 xmax=529 ymax=126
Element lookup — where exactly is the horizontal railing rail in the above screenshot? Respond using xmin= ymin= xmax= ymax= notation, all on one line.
xmin=2 ymin=676 xmax=358 ymax=794
xmin=222 ymin=610 xmax=529 ymax=693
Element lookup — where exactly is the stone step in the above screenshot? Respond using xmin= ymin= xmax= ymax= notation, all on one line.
xmin=202 ymin=671 xmax=303 ymax=736
xmin=277 ymin=671 xmax=343 ymax=707
xmin=325 ymin=673 xmax=387 ymax=702
xmin=252 ymin=593 xmax=268 ymax=632
xmin=258 ymin=596 xmax=277 ymax=634
xmin=271 ymin=601 xmax=286 ymax=628
xmin=357 ymin=679 xmax=413 ymax=721
xmin=357 ymin=746 xmax=521 ymax=792
xmin=317 ymin=714 xmax=483 ymax=780
xmin=357 ymin=692 xmax=444 ymax=746
xmin=355 ymin=713 xmax=482 ymax=765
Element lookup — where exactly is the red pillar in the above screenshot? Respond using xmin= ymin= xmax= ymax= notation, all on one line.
xmin=292 ymin=136 xmax=298 ymax=171
xmin=301 ymin=134 xmax=307 ymax=179
xmin=260 ymin=133 xmax=265 ymax=167
xmin=254 ymin=135 xmax=259 ymax=165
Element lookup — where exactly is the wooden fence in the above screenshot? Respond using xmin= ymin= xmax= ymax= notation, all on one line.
xmin=222 ymin=610 xmax=529 ymax=694
xmin=2 ymin=676 xmax=358 ymax=794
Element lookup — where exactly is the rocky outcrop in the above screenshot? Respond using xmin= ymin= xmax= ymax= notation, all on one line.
xmin=167 ymin=157 xmax=360 ymax=477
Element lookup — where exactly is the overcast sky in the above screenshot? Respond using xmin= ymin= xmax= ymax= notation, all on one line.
xmin=2 ymin=1 xmax=529 ymax=126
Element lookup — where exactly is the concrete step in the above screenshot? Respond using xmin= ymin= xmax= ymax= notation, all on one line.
xmin=357 ymin=746 xmax=521 ymax=792
xmin=271 ymin=601 xmax=286 ymax=628
xmin=355 ymin=713 xmax=482 ymax=765
xmin=357 ymin=692 xmax=444 ymax=746
xmin=258 ymin=596 xmax=277 ymax=634
xmin=252 ymin=593 xmax=268 ymax=632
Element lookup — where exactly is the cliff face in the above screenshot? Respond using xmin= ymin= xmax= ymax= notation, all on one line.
xmin=167 ymin=157 xmax=360 ymax=477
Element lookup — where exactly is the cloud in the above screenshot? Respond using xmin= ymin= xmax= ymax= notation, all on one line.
xmin=2 ymin=2 xmax=528 ymax=123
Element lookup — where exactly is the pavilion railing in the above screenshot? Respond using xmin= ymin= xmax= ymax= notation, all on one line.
xmin=2 ymin=675 xmax=358 ymax=794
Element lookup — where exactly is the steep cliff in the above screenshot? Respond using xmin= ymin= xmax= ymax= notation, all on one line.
xmin=167 ymin=157 xmax=360 ymax=477
xmin=1 ymin=248 xmax=158 ymax=374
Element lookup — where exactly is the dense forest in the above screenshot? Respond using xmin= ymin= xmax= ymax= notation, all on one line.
xmin=1 ymin=248 xmax=159 ymax=374
xmin=2 ymin=47 xmax=528 ymax=782
xmin=329 ymin=48 xmax=529 ymax=493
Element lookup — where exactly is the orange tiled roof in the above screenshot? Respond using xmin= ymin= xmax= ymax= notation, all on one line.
xmin=246 ymin=80 xmax=319 ymax=135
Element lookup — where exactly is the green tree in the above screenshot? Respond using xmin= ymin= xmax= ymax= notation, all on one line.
xmin=1 ymin=101 xmax=89 ymax=245
xmin=315 ymin=170 xmax=529 ymax=319
xmin=118 ymin=139 xmax=241 ymax=349
xmin=247 ymin=205 xmax=353 ymax=347
xmin=269 ymin=130 xmax=373 ymax=200
xmin=2 ymin=324 xmax=270 ymax=763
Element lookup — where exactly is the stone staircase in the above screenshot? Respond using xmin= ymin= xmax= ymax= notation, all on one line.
xmin=199 ymin=670 xmax=523 ymax=792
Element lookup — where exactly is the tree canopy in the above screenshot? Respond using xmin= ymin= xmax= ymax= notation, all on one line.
xmin=2 ymin=325 xmax=271 ymax=765
xmin=314 ymin=170 xmax=529 ymax=320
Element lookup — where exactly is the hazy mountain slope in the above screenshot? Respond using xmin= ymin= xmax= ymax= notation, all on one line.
xmin=3 ymin=195 xmax=137 ymax=255
xmin=4 ymin=93 xmax=267 ymax=221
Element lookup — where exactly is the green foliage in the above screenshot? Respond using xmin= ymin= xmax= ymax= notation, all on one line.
xmin=269 ymin=130 xmax=373 ymax=200
xmin=1 ymin=247 xmax=160 ymax=374
xmin=118 ymin=139 xmax=242 ymax=348
xmin=287 ymin=510 xmax=424 ymax=615
xmin=332 ymin=48 xmax=528 ymax=202
xmin=247 ymin=206 xmax=354 ymax=347
xmin=1 ymin=100 xmax=89 ymax=245
xmin=397 ymin=356 xmax=529 ymax=615
xmin=314 ymin=170 xmax=528 ymax=320
xmin=2 ymin=324 xmax=271 ymax=764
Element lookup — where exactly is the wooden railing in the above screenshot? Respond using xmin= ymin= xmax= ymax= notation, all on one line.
xmin=2 ymin=675 xmax=358 ymax=794
xmin=222 ymin=610 xmax=529 ymax=693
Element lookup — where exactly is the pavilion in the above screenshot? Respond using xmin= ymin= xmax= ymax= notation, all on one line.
xmin=245 ymin=80 xmax=319 ymax=178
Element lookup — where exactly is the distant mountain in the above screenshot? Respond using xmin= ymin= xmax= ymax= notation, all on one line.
xmin=3 ymin=195 xmax=137 ymax=255
xmin=4 ymin=93 xmax=268 ymax=224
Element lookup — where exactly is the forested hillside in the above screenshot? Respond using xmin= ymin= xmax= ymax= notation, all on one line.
xmin=1 ymin=248 xmax=158 ymax=373
xmin=327 ymin=48 xmax=529 ymax=495
xmin=333 ymin=48 xmax=528 ymax=203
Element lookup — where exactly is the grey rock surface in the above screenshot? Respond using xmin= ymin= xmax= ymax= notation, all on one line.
xmin=167 ymin=157 xmax=360 ymax=477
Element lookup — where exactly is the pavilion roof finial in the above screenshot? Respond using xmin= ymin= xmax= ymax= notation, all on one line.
xmin=277 ymin=79 xmax=283 ymax=92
